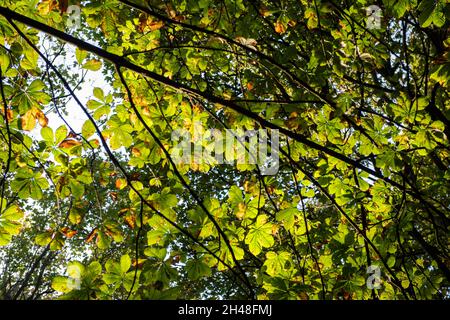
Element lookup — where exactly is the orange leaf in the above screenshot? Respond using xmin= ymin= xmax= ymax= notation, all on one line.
xmin=142 ymin=107 xmax=151 ymax=117
xmin=61 ymin=227 xmax=78 ymax=238
xmin=115 ymin=178 xmax=127 ymax=190
xmin=86 ymin=228 xmax=98 ymax=243
xmin=274 ymin=21 xmax=286 ymax=34
xmin=58 ymin=138 xmax=82 ymax=148
xmin=123 ymin=215 xmax=136 ymax=229
xmin=149 ymin=20 xmax=164 ymax=31
xmin=35 ymin=109 xmax=49 ymax=127
xmin=131 ymin=147 xmax=141 ymax=157
xmin=1 ymin=108 xmax=13 ymax=122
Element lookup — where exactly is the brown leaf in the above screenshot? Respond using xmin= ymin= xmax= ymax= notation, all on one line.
xmin=59 ymin=0 xmax=69 ymax=13
xmin=173 ymin=15 xmax=186 ymax=22
xmin=68 ymin=131 xmax=78 ymax=139
xmin=109 ymin=191 xmax=118 ymax=201
xmin=298 ymin=292 xmax=309 ymax=300
xmin=35 ymin=110 xmax=48 ymax=127
xmin=86 ymin=228 xmax=98 ymax=243
xmin=138 ymin=14 xmax=148 ymax=33
xmin=138 ymin=14 xmax=164 ymax=32
xmin=130 ymin=172 xmax=140 ymax=181
xmin=171 ymin=255 xmax=181 ymax=265
xmin=259 ymin=6 xmax=271 ymax=17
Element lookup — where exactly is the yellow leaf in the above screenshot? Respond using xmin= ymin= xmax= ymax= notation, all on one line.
xmin=236 ymin=202 xmax=247 ymax=219
xmin=21 ymin=110 xmax=36 ymax=131
xmin=83 ymin=59 xmax=102 ymax=71
xmin=37 ymin=0 xmax=58 ymax=15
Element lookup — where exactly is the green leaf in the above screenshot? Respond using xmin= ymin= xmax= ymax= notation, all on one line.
xmin=96 ymin=231 xmax=111 ymax=249
xmin=75 ymin=48 xmax=88 ymax=64
xmin=35 ymin=232 xmax=52 ymax=246
xmin=41 ymin=126 xmax=54 ymax=142
xmin=81 ymin=120 xmax=96 ymax=138
xmin=55 ymin=125 xmax=68 ymax=144
xmin=263 ymin=251 xmax=292 ymax=277
xmin=93 ymin=87 xmax=104 ymax=100
xmin=418 ymin=0 xmax=446 ymax=27
xmin=275 ymin=207 xmax=298 ymax=231
xmin=245 ymin=215 xmax=274 ymax=255
xmin=120 ymin=254 xmax=131 ymax=273
xmin=147 ymin=229 xmax=166 ymax=246
xmin=0 ymin=51 xmax=10 ymax=70
xmin=228 ymin=185 xmax=243 ymax=205
xmin=186 ymin=259 xmax=212 ymax=280
xmin=387 ymin=256 xmax=396 ymax=268
xmin=52 ymin=276 xmax=71 ymax=293
xmin=109 ymin=125 xmax=133 ymax=150
xmin=1 ymin=204 xmax=24 ymax=221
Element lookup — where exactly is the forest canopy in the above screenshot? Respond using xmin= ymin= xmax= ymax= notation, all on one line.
xmin=0 ymin=0 xmax=449 ymax=300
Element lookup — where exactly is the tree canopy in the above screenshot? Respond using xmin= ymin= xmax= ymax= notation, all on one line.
xmin=0 ymin=0 xmax=449 ymax=300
